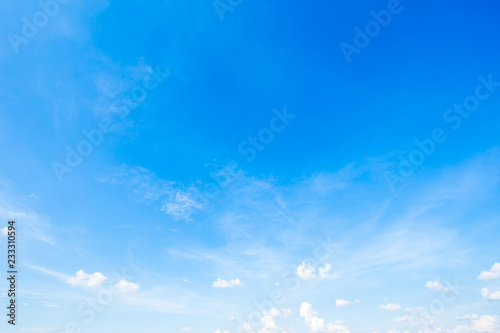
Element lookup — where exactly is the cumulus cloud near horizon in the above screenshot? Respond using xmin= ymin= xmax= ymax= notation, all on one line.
xmin=300 ymin=301 xmax=350 ymax=333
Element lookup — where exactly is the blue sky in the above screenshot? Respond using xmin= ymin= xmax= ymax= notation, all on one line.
xmin=1 ymin=0 xmax=500 ymax=332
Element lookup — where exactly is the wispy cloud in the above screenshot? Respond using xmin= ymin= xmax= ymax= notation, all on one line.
xmin=0 ymin=182 xmax=57 ymax=246
xmin=97 ymin=165 xmax=205 ymax=221
xmin=378 ymin=303 xmax=401 ymax=312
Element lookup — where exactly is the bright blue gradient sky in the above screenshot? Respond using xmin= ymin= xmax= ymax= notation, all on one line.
xmin=1 ymin=0 xmax=500 ymax=332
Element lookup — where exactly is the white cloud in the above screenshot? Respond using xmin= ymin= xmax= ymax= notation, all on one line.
xmin=425 ymin=280 xmax=450 ymax=291
xmin=212 ymin=278 xmax=244 ymax=288
xmin=319 ymin=263 xmax=332 ymax=279
xmin=214 ymin=330 xmax=230 ymax=333
xmin=449 ymin=315 xmax=500 ymax=332
xmin=405 ymin=306 xmax=425 ymax=314
xmin=297 ymin=262 xmax=317 ymax=280
xmin=161 ymin=190 xmax=204 ymax=221
xmin=66 ymin=270 xmax=108 ymax=287
xmin=378 ymin=303 xmax=401 ymax=312
xmin=394 ymin=315 xmax=412 ymax=322
xmin=457 ymin=314 xmax=479 ymax=320
xmin=113 ymin=279 xmax=139 ymax=293
xmin=233 ymin=308 xmax=285 ymax=333
xmin=336 ymin=299 xmax=350 ymax=307
xmin=481 ymin=288 xmax=500 ymax=301
xmin=478 ymin=263 xmax=500 ymax=281
xmin=297 ymin=262 xmax=336 ymax=280
xmin=0 ymin=193 xmax=56 ymax=246
xmin=300 ymin=302 xmax=350 ymax=333
xmin=181 ymin=327 xmax=192 ymax=331
xmin=97 ymin=166 xmax=205 ymax=221
xmin=259 ymin=308 xmax=280 ymax=332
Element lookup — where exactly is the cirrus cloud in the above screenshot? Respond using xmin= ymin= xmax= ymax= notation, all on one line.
xmin=297 ymin=262 xmax=337 ymax=280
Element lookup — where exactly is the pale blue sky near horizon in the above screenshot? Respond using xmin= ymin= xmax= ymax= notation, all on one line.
xmin=0 ymin=0 xmax=500 ymax=332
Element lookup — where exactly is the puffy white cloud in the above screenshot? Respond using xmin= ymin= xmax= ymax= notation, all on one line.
xmin=297 ymin=262 xmax=337 ymax=280
xmin=234 ymin=308 xmax=284 ymax=333
xmin=336 ymin=299 xmax=350 ymax=307
xmin=481 ymin=288 xmax=500 ymax=301
xmin=478 ymin=263 xmax=500 ymax=281
xmin=181 ymin=327 xmax=192 ymax=331
xmin=297 ymin=262 xmax=317 ymax=280
xmin=319 ymin=264 xmax=332 ymax=279
xmin=212 ymin=278 xmax=244 ymax=288
xmin=300 ymin=302 xmax=350 ymax=333
xmin=113 ymin=279 xmax=139 ymax=293
xmin=378 ymin=303 xmax=401 ymax=312
xmin=300 ymin=302 xmax=326 ymax=332
xmin=425 ymin=280 xmax=450 ymax=291
xmin=1 ymin=227 xmax=7 ymax=235
xmin=67 ymin=271 xmax=138 ymax=292
xmin=66 ymin=270 xmax=108 ymax=287
xmin=448 ymin=315 xmax=500 ymax=332
xmin=259 ymin=308 xmax=280 ymax=333
xmin=394 ymin=315 xmax=412 ymax=322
